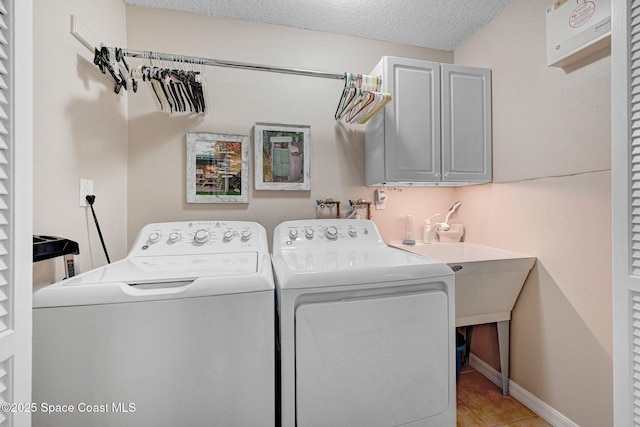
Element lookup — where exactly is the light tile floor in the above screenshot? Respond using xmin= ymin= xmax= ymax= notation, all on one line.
xmin=456 ymin=366 xmax=551 ymax=427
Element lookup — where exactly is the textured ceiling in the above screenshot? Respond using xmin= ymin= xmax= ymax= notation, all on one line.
xmin=122 ymin=0 xmax=514 ymax=51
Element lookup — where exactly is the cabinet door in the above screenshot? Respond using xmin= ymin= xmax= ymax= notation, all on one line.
xmin=384 ymin=57 xmax=441 ymax=182
xmin=441 ymin=64 xmax=492 ymax=183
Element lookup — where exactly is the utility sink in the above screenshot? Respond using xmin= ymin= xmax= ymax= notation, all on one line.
xmin=389 ymin=242 xmax=536 ymax=327
xmin=389 ymin=241 xmax=535 ymax=396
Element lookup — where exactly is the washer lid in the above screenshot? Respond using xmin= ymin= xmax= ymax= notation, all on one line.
xmin=272 ymin=246 xmax=452 ymax=290
xmin=33 ymin=252 xmax=274 ymax=308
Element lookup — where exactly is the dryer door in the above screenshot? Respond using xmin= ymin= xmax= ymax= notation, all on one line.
xmin=295 ymin=290 xmax=451 ymax=427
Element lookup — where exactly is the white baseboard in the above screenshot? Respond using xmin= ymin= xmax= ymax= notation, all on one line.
xmin=468 ymin=354 xmax=579 ymax=427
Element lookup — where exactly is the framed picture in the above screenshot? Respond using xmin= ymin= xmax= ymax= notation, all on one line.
xmin=254 ymin=123 xmax=310 ymax=190
xmin=186 ymin=132 xmax=249 ymax=203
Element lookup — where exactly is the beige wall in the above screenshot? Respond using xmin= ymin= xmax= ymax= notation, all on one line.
xmin=455 ymin=0 xmax=612 ymax=426
xmin=33 ymin=0 xmax=128 ymax=283
xmin=125 ymin=6 xmax=457 ymax=247
xmin=33 ymin=1 xmax=613 ymax=424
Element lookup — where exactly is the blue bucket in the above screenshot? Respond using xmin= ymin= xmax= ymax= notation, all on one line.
xmin=456 ymin=331 xmax=466 ymax=382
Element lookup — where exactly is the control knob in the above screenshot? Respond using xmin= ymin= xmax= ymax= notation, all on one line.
xmin=289 ymin=229 xmax=298 ymax=240
xmin=304 ymin=228 xmax=314 ymax=239
xmin=324 ymin=226 xmax=338 ymax=241
xmin=194 ymin=229 xmax=210 ymax=244
xmin=348 ymin=226 xmax=357 ymax=237
xmin=223 ymin=231 xmax=235 ymax=242
xmin=168 ymin=232 xmax=181 ymax=243
xmin=241 ymin=230 xmax=252 ymax=241
xmin=148 ymin=232 xmax=161 ymax=243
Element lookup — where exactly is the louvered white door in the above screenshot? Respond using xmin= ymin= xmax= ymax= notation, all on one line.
xmin=613 ymin=1 xmax=640 ymax=425
xmin=0 ymin=1 xmax=33 ymax=426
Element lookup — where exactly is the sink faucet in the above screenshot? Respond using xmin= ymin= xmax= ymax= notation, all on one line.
xmin=425 ymin=222 xmax=450 ymax=243
xmin=444 ymin=200 xmax=462 ymax=226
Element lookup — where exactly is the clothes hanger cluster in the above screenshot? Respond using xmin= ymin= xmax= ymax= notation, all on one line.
xmin=92 ymin=47 xmax=208 ymax=114
xmin=131 ymin=52 xmax=208 ymax=114
xmin=93 ymin=47 xmax=138 ymax=94
xmin=132 ymin=52 xmax=207 ymax=113
xmin=334 ymin=73 xmax=391 ymax=124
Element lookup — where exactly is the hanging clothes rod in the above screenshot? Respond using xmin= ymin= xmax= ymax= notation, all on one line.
xmin=70 ymin=15 xmax=345 ymax=81
xmin=122 ymin=49 xmax=346 ymax=81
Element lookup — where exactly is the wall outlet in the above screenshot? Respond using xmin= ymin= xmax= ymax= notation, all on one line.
xmin=374 ymin=189 xmax=386 ymax=210
xmin=79 ymin=179 xmax=93 ymax=207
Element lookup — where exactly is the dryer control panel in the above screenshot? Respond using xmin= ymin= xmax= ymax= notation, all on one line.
xmin=273 ymin=219 xmax=385 ymax=252
xmin=129 ymin=221 xmax=268 ymax=257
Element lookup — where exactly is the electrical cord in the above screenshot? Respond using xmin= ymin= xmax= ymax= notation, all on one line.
xmin=85 ymin=195 xmax=111 ymax=264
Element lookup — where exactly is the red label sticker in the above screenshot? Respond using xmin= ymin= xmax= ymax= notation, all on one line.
xmin=569 ymin=1 xmax=596 ymax=28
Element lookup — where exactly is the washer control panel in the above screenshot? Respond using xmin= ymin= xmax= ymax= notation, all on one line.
xmin=273 ymin=219 xmax=384 ymax=251
xmin=128 ymin=221 xmax=267 ymax=257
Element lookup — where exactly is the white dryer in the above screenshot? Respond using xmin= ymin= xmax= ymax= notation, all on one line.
xmin=271 ymin=219 xmax=456 ymax=427
xmin=33 ymin=221 xmax=275 ymax=427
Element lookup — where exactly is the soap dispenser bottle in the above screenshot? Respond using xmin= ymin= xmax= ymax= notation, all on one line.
xmin=403 ymin=212 xmax=415 ymax=245
xmin=423 ymin=213 xmax=440 ymax=244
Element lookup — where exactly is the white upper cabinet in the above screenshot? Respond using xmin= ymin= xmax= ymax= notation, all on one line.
xmin=365 ymin=56 xmax=492 ymax=186
xmin=441 ymin=64 xmax=492 ymax=183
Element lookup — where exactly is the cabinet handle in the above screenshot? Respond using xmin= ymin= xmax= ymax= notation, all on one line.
xmin=445 ymin=173 xmax=451 ymax=179
xmin=436 ymin=173 xmax=441 ymax=178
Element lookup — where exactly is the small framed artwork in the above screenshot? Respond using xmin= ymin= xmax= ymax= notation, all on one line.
xmin=186 ymin=132 xmax=249 ymax=203
xmin=254 ymin=123 xmax=310 ymax=190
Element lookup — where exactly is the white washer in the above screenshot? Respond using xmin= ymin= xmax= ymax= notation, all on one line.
xmin=271 ymin=219 xmax=456 ymax=427
xmin=33 ymin=221 xmax=275 ymax=427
